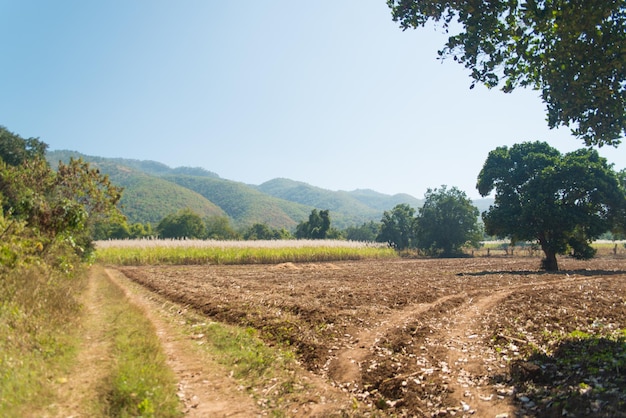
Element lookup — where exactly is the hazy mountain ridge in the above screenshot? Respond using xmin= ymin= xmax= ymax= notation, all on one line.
xmin=46 ymin=150 xmax=490 ymax=230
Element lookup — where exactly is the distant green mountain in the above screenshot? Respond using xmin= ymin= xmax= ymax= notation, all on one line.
xmin=47 ymin=151 xmax=225 ymax=225
xmin=255 ymin=178 xmax=383 ymax=225
xmin=162 ymin=175 xmax=312 ymax=229
xmin=47 ymin=150 xmax=219 ymax=178
xmin=46 ymin=150 xmax=481 ymax=231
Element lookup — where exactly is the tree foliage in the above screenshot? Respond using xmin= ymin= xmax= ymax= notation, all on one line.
xmin=0 ymin=128 xmax=123 ymax=258
xmin=344 ymin=221 xmax=381 ymax=242
xmin=243 ymin=223 xmax=291 ymax=240
xmin=0 ymin=126 xmax=48 ymax=166
xmin=388 ymin=0 xmax=626 ymax=146
xmin=295 ymin=209 xmax=332 ymax=239
xmin=157 ymin=208 xmax=206 ymax=239
xmin=205 ymin=215 xmax=240 ymax=240
xmin=415 ymin=185 xmax=481 ymax=256
xmin=377 ymin=204 xmax=417 ymax=250
xmin=477 ymin=141 xmax=625 ymax=270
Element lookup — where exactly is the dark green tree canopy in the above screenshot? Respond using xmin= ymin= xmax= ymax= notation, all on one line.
xmin=243 ymin=223 xmax=290 ymax=240
xmin=388 ymin=0 xmax=626 ymax=146
xmin=0 ymin=126 xmax=48 ymax=166
xmin=345 ymin=221 xmax=380 ymax=242
xmin=477 ymin=141 xmax=625 ymax=270
xmin=377 ymin=203 xmax=417 ymax=250
xmin=296 ymin=209 xmax=331 ymax=239
xmin=415 ymin=185 xmax=481 ymax=256
xmin=157 ymin=208 xmax=206 ymax=239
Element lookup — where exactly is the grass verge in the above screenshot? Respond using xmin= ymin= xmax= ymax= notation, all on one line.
xmin=0 ymin=265 xmax=85 ymax=417
xmin=155 ymin=298 xmax=333 ymax=415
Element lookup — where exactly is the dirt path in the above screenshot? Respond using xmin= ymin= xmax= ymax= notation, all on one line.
xmin=45 ymin=266 xmax=262 ymax=417
xmin=43 ymin=267 xmax=114 ymax=417
xmin=104 ymin=268 xmax=261 ymax=417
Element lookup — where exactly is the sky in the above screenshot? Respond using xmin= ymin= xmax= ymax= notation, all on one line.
xmin=1 ymin=1 xmax=624 ymax=200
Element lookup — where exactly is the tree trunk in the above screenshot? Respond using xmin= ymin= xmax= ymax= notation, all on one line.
xmin=541 ymin=251 xmax=559 ymax=271
xmin=538 ymin=236 xmax=559 ymax=271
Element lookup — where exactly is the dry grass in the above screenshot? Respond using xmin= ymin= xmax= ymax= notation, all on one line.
xmin=95 ymin=239 xmax=397 ymax=266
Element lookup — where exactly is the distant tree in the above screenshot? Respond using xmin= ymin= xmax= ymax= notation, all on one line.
xmin=477 ymin=141 xmax=626 ymax=271
xmin=415 ymin=185 xmax=481 ymax=256
xmin=344 ymin=221 xmax=380 ymax=242
xmin=295 ymin=209 xmax=331 ymax=239
xmin=388 ymin=1 xmax=626 ymax=146
xmin=93 ymin=219 xmax=153 ymax=240
xmin=377 ymin=203 xmax=417 ymax=250
xmin=205 ymin=215 xmax=239 ymax=240
xmin=243 ymin=223 xmax=289 ymax=240
xmin=93 ymin=218 xmax=131 ymax=240
xmin=157 ymin=208 xmax=205 ymax=239
xmin=129 ymin=222 xmax=154 ymax=238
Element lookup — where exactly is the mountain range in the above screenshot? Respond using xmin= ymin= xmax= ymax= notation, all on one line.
xmin=47 ymin=150 xmax=492 ymax=230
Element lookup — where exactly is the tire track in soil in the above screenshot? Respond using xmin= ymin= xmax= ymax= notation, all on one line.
xmin=326 ymin=294 xmax=464 ymax=385
xmin=104 ymin=268 xmax=262 ymax=418
xmin=327 ymin=274 xmax=606 ymax=416
xmin=434 ymin=275 xmax=605 ymax=416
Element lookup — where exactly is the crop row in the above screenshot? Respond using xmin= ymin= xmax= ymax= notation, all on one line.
xmin=95 ymin=239 xmax=396 ymax=265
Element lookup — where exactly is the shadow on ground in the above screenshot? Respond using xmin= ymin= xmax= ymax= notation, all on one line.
xmin=507 ymin=337 xmax=626 ymax=417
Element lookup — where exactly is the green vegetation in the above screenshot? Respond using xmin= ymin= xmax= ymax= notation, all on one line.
xmin=376 ymin=189 xmax=481 ymax=255
xmin=343 ymin=220 xmax=380 ymax=242
xmin=0 ymin=126 xmax=123 ymax=415
xmin=377 ymin=203 xmax=417 ymax=250
xmin=164 ymin=174 xmax=310 ymax=229
xmin=477 ymin=141 xmax=626 ymax=271
xmin=388 ymin=0 xmax=626 ymax=146
xmin=0 ymin=263 xmax=85 ymax=417
xmin=295 ymin=209 xmax=337 ymax=239
xmin=157 ymin=208 xmax=206 ymax=239
xmin=95 ymin=239 xmax=397 ymax=266
xmin=415 ymin=185 xmax=481 ymax=256
xmin=255 ymin=178 xmax=396 ymax=225
xmin=91 ymin=163 xmax=225 ymax=225
xmin=96 ymin=270 xmax=180 ymax=417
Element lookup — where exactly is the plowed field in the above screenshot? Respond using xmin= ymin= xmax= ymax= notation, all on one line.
xmin=118 ymin=257 xmax=626 ymax=417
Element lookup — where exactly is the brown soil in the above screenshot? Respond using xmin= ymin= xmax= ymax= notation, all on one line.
xmin=117 ymin=257 xmax=626 ymax=417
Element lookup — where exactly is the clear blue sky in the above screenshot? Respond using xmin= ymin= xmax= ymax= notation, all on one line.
xmin=1 ymin=1 xmax=623 ymax=199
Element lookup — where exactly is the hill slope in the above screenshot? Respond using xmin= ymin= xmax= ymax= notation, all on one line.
xmin=163 ymin=175 xmax=312 ymax=229
xmin=47 ymin=151 xmax=225 ymax=225
xmin=46 ymin=150 xmax=447 ymax=230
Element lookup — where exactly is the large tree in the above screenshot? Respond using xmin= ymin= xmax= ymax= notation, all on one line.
xmin=477 ymin=141 xmax=625 ymax=271
xmin=415 ymin=185 xmax=481 ymax=256
xmin=388 ymin=1 xmax=626 ymax=147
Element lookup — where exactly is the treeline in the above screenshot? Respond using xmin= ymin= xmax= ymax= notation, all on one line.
xmin=95 ymin=186 xmax=484 ymax=257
